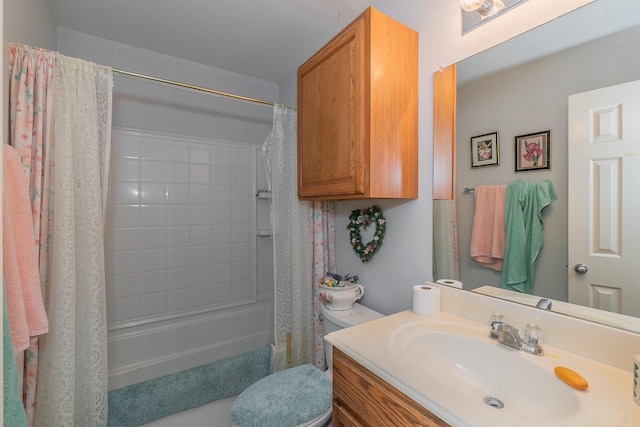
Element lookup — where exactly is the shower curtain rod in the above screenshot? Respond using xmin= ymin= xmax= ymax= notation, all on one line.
xmin=112 ymin=68 xmax=276 ymax=107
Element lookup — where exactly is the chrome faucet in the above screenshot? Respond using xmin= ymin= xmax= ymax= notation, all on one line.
xmin=489 ymin=319 xmax=544 ymax=356
xmin=536 ymin=298 xmax=552 ymax=310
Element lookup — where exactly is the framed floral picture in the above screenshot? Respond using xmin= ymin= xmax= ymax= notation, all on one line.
xmin=470 ymin=132 xmax=499 ymax=168
xmin=515 ymin=130 xmax=550 ymax=171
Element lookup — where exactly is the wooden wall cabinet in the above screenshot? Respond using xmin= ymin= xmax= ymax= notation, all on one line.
xmin=332 ymin=348 xmax=451 ymax=427
xmin=297 ymin=7 xmax=418 ymax=200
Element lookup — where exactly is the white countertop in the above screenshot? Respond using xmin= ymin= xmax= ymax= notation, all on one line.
xmin=326 ymin=309 xmax=640 ymax=427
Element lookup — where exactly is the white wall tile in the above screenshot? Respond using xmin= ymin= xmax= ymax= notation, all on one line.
xmin=141 ymin=205 xmax=166 ymax=226
xmin=232 ymin=261 xmax=251 ymax=281
xmin=212 ymin=165 xmax=231 ymax=185
xmin=141 ymin=160 xmax=166 ymax=182
xmin=231 ymin=186 xmax=251 ymax=205
xmin=231 ymin=280 xmax=252 ymax=300
xmin=190 ymin=164 xmax=210 ymax=184
xmin=113 ymin=181 xmax=140 ymax=204
xmin=112 ymin=228 xmax=140 ymax=251
xmin=141 ymin=249 xmax=166 ymax=272
xmin=232 ymin=243 xmax=251 ymax=262
xmin=166 ymin=205 xmax=189 ymax=226
xmin=166 ymin=226 xmax=189 ymax=247
xmin=112 ymin=137 xmax=140 ymax=159
xmin=190 ymin=285 xmax=213 ymax=307
xmin=232 ymin=167 xmax=251 ymax=186
xmin=212 ymin=205 xmax=231 ymax=224
xmin=166 ymin=268 xmax=190 ymax=290
xmin=190 ymin=225 xmax=211 ymax=245
xmin=190 ymin=205 xmax=211 ymax=225
xmin=111 ymin=273 xmax=141 ymax=298
xmin=166 ymin=247 xmax=190 ymax=269
xmin=112 ymin=250 xmax=140 ymax=275
xmin=190 ymin=265 xmax=212 ymax=286
xmin=231 ymin=224 xmax=250 ymax=243
xmin=212 ymin=262 xmax=232 ymax=283
xmin=167 ymin=183 xmax=189 ymax=204
xmin=111 ymin=296 xmax=141 ymax=323
xmin=189 ymin=245 xmax=212 ymax=266
xmin=141 ymin=270 xmax=166 ymax=294
xmin=140 ymin=182 xmax=166 ymax=204
xmin=166 ymin=141 xmax=189 ymax=162
xmin=230 ymin=206 xmax=250 ymax=224
xmin=212 ymin=283 xmax=232 ymax=304
xmin=112 ymin=205 xmax=140 ymax=228
xmin=141 ymin=292 xmax=167 ymax=317
xmin=212 ymin=185 xmax=231 ymax=203
xmin=108 ymin=131 xmax=257 ymax=326
xmin=113 ymin=157 xmax=139 ymax=181
xmin=166 ymin=162 xmax=189 ymax=183
xmin=166 ymin=289 xmax=190 ymax=312
xmin=212 ymin=225 xmax=232 ymax=244
xmin=140 ymin=139 xmax=166 ymax=160
xmin=189 ymin=184 xmax=211 ymax=204
xmin=211 ymin=146 xmax=232 ymax=165
xmin=140 ymin=227 xmax=166 ymax=249
xmin=190 ymin=146 xmax=210 ymax=164
xmin=212 ymin=243 xmax=233 ymax=263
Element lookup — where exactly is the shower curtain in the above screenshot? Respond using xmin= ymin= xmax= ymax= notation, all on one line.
xmin=8 ymin=43 xmax=113 ymax=427
xmin=264 ymin=104 xmax=335 ymax=371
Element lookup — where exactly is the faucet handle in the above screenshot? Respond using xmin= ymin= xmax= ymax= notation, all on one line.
xmin=488 ymin=313 xmax=506 ymax=326
xmin=488 ymin=314 xmax=507 ymax=339
xmin=523 ymin=323 xmax=543 ymax=346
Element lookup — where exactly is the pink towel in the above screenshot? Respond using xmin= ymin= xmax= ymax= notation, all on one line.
xmin=3 ymin=144 xmax=49 ymax=354
xmin=470 ymin=185 xmax=507 ymax=271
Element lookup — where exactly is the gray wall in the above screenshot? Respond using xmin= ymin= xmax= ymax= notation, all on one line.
xmin=456 ymin=26 xmax=640 ymax=301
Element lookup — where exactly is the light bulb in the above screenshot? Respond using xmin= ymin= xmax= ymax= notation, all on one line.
xmin=460 ymin=0 xmax=486 ymax=12
xmin=460 ymin=0 xmax=505 ymax=17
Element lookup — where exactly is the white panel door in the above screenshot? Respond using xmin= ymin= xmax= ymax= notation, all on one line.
xmin=568 ymin=79 xmax=640 ymax=317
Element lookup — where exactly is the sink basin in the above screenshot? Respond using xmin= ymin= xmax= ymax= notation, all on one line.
xmin=388 ymin=319 xmax=628 ymax=426
xmin=394 ymin=328 xmax=577 ymax=419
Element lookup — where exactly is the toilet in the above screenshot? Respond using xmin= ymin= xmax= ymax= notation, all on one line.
xmin=231 ymin=302 xmax=384 ymax=427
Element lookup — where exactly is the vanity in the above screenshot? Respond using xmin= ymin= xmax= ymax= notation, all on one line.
xmin=325 ymin=284 xmax=640 ymax=426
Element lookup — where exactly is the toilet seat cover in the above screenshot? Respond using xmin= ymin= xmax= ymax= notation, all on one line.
xmin=230 ymin=364 xmax=332 ymax=427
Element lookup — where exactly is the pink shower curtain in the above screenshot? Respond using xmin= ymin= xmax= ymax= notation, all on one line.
xmin=311 ymin=201 xmax=335 ymax=369
xmin=8 ymin=42 xmax=112 ymax=427
xmin=8 ymin=43 xmax=57 ymax=427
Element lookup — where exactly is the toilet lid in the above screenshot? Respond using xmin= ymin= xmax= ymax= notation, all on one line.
xmin=230 ymin=364 xmax=332 ymax=427
xmin=321 ymin=302 xmax=384 ymax=328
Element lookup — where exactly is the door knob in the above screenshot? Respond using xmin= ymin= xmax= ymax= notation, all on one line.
xmin=574 ymin=264 xmax=588 ymax=274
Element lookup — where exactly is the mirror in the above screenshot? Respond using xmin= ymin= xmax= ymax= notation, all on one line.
xmin=434 ymin=0 xmax=640 ymax=333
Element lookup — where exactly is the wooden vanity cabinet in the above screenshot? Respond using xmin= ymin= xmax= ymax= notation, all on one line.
xmin=297 ymin=7 xmax=418 ymax=200
xmin=332 ymin=348 xmax=450 ymax=427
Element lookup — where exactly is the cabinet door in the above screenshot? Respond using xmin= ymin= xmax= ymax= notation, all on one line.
xmin=333 ymin=348 xmax=451 ymax=427
xmin=297 ymin=15 xmax=367 ymax=198
xmin=332 ymin=402 xmax=364 ymax=427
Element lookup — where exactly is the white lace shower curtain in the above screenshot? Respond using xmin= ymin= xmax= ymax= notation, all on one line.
xmin=264 ymin=104 xmax=335 ymax=371
xmin=9 ymin=43 xmax=112 ymax=427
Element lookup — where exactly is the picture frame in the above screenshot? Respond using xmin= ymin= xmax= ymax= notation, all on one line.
xmin=515 ymin=130 xmax=550 ymax=172
xmin=470 ymin=132 xmax=499 ymax=168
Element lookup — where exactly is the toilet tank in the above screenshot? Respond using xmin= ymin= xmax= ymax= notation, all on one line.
xmin=321 ymin=302 xmax=384 ymax=369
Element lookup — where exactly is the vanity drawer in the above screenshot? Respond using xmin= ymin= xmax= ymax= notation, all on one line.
xmin=332 ymin=348 xmax=450 ymax=427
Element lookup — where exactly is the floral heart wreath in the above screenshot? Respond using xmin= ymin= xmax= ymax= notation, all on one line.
xmin=347 ymin=206 xmax=386 ymax=263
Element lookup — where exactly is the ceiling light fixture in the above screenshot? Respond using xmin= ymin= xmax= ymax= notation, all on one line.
xmin=460 ymin=0 xmax=505 ymax=18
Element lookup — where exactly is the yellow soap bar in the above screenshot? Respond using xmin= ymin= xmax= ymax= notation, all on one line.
xmin=554 ymin=366 xmax=589 ymax=390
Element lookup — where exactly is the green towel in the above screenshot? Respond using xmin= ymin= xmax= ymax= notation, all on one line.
xmin=502 ymin=180 xmax=557 ymax=293
xmin=4 ymin=283 xmax=28 ymax=427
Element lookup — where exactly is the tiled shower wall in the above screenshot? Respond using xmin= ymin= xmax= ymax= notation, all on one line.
xmin=106 ymin=128 xmax=271 ymax=388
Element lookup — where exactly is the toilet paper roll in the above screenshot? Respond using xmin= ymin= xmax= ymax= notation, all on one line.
xmin=412 ymin=284 xmax=441 ymax=316
xmin=634 ymin=354 xmax=640 ymax=405
xmin=436 ymin=279 xmax=463 ymax=289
